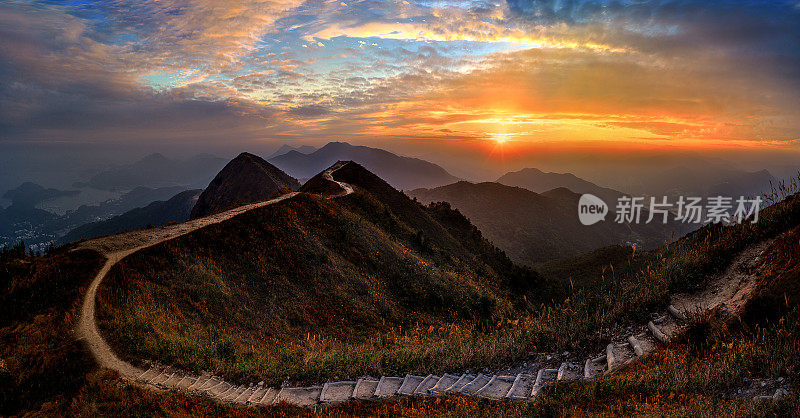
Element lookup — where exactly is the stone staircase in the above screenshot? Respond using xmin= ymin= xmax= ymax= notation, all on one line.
xmin=132 ymin=304 xmax=691 ymax=407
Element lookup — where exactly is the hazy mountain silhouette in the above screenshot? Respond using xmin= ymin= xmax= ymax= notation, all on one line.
xmin=497 ymin=168 xmax=623 ymax=203
xmin=84 ymin=153 xmax=227 ymax=191
xmin=1 ymin=185 xmax=190 ymax=248
xmin=269 ymin=141 xmax=459 ymax=190
xmin=267 ymin=144 xmax=317 ymax=159
xmin=60 ymin=189 xmax=201 ymax=244
xmin=2 ymin=183 xmax=80 ymax=208
xmin=190 ymin=152 xmax=300 ymax=219
xmin=409 ymin=181 xmax=682 ymax=265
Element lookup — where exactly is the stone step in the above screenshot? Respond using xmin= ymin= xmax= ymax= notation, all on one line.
xmin=198 ymin=377 xmax=223 ymax=392
xmin=459 ymin=373 xmax=491 ymax=395
xmin=258 ymin=387 xmax=278 ymax=405
xmin=148 ymin=368 xmax=172 ymax=385
xmin=445 ymin=374 xmax=476 ymax=393
xmin=151 ymin=368 xmax=176 ymax=386
xmin=374 ymin=376 xmax=404 ymax=397
xmin=584 ymin=356 xmax=607 ymax=379
xmin=668 ymin=304 xmax=687 ymax=321
xmin=606 ymin=343 xmax=636 ymax=372
xmin=223 ymin=385 xmax=246 ymax=401
xmin=247 ymin=386 xmax=268 ymax=404
xmin=208 ymin=381 xmax=234 ymax=398
xmin=233 ymin=386 xmax=257 ymax=403
xmin=163 ymin=373 xmax=184 ymax=387
xmin=648 ymin=320 xmax=669 ymax=343
xmin=557 ymin=362 xmax=583 ymax=381
xmin=274 ymin=386 xmax=323 ymax=407
xmin=397 ymin=374 xmax=425 ymax=396
xmin=476 ymin=375 xmax=516 ymax=400
xmin=175 ymin=374 xmax=197 ymax=390
xmin=532 ymin=369 xmax=558 ymax=396
xmin=506 ymin=373 xmax=536 ymax=400
xmin=352 ymin=378 xmax=380 ymax=399
xmin=634 ymin=332 xmax=658 ymax=353
xmin=657 ymin=316 xmax=683 ymax=339
xmin=429 ymin=373 xmax=461 ymax=394
xmin=627 ymin=336 xmax=645 ymax=356
xmin=413 ymin=374 xmax=440 ymax=396
xmin=137 ymin=366 xmax=161 ymax=382
xmin=320 ymin=381 xmax=356 ymax=403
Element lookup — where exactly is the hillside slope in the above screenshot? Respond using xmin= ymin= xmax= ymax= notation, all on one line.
xmin=408 ymin=181 xmax=681 ymax=265
xmin=97 ymin=163 xmax=542 ymax=383
xmin=190 ymin=152 xmax=299 ymax=219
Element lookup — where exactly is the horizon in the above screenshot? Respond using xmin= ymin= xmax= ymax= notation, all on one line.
xmin=2 ymin=0 xmax=800 ymax=185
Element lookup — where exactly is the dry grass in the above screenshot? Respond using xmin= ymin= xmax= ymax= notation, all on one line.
xmin=95 ymin=182 xmax=800 ymax=387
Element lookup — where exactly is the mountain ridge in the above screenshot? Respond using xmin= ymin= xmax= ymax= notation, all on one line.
xmin=269 ymin=141 xmax=459 ymax=190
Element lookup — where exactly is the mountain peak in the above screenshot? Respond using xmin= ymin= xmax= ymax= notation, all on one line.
xmin=190 ymin=152 xmax=300 ymax=219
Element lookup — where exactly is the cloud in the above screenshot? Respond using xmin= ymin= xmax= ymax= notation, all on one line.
xmin=287 ymin=104 xmax=331 ymax=118
xmin=0 ymin=0 xmax=798 ymax=151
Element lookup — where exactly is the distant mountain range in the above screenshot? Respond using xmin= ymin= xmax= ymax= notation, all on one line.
xmin=269 ymin=142 xmax=459 ymax=190
xmin=497 ymin=168 xmax=622 ymax=203
xmin=190 ymin=152 xmax=300 ymax=219
xmin=1 ymin=184 xmax=189 ymax=249
xmin=408 ymin=181 xmax=682 ymax=265
xmin=80 ymin=153 xmax=227 ymax=191
xmin=266 ymin=144 xmax=317 ymax=159
xmin=2 ymin=182 xmax=80 ymax=208
xmin=59 ymin=189 xmax=201 ymax=244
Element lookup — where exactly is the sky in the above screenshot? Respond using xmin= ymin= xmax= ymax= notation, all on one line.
xmin=1 ymin=0 xmax=800 ymax=176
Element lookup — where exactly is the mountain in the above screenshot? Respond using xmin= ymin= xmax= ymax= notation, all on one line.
xmin=269 ymin=141 xmax=459 ymax=190
xmin=408 ymin=181 xmax=681 ymax=265
xmin=0 ymin=185 xmax=188 ymax=249
xmin=97 ymin=162 xmax=546 ymax=384
xmin=59 ymin=189 xmax=201 ymax=244
xmin=617 ymin=163 xmax=775 ymax=200
xmin=189 ymin=152 xmax=300 ymax=219
xmin=2 ymin=182 xmax=80 ymax=208
xmin=84 ymin=153 xmax=227 ymax=191
xmin=705 ymin=169 xmax=775 ymax=199
xmin=497 ymin=168 xmax=622 ymax=203
xmin=266 ymin=144 xmax=317 ymax=159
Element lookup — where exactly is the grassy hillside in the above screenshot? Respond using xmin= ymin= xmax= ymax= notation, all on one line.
xmin=0 ymin=246 xmax=105 ymax=415
xmin=96 ymin=165 xmax=800 ymax=388
xmin=97 ymin=163 xmax=545 ymax=384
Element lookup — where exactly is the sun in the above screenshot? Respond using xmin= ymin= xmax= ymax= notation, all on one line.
xmin=490 ymin=133 xmax=510 ymax=144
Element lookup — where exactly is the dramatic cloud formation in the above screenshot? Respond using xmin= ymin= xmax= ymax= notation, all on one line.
xmin=0 ymin=0 xmax=798 ymax=154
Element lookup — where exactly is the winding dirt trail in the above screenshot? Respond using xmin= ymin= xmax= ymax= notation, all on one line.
xmin=671 ymin=239 xmax=773 ymax=316
xmin=74 ymin=190 xmax=301 ymax=379
xmin=72 ymin=162 xmax=777 ymax=406
xmin=74 ymin=163 xmax=354 ymax=380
